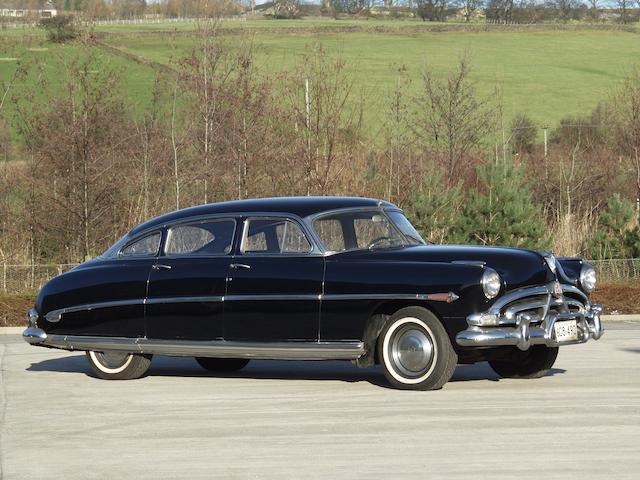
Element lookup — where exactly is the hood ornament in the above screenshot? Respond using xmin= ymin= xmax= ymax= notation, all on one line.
xmin=544 ymin=254 xmax=557 ymax=274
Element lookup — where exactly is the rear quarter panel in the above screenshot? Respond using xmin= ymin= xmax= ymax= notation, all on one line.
xmin=35 ymin=259 xmax=152 ymax=337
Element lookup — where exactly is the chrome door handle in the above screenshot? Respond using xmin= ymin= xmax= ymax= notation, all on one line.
xmin=152 ymin=264 xmax=172 ymax=271
xmin=230 ymin=263 xmax=251 ymax=270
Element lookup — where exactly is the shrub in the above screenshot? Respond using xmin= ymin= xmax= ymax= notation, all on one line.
xmin=588 ymin=193 xmax=640 ymax=259
xmin=510 ymin=113 xmax=537 ymax=154
xmin=39 ymin=15 xmax=77 ymax=43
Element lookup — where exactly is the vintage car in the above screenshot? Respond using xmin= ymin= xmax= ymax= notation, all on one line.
xmin=23 ymin=196 xmax=604 ymax=390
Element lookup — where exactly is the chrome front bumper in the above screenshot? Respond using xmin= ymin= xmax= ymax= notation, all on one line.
xmin=23 ymin=309 xmax=47 ymax=345
xmin=456 ymin=283 xmax=604 ymax=351
xmin=23 ymin=326 xmax=47 ymax=344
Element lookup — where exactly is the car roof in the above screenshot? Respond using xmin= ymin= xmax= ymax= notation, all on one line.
xmin=129 ymin=196 xmax=397 ymax=236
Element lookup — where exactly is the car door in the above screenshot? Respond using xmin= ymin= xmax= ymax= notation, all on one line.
xmin=224 ymin=216 xmax=323 ymax=342
xmin=144 ymin=217 xmax=237 ymax=341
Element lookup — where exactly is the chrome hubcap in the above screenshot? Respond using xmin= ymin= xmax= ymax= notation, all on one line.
xmin=95 ymin=351 xmax=130 ymax=368
xmin=391 ymin=327 xmax=434 ymax=377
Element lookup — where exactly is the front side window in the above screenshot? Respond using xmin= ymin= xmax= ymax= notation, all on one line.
xmin=243 ymin=218 xmax=312 ymax=254
xmin=313 ymin=210 xmax=424 ymax=253
xmin=165 ymin=219 xmax=235 ymax=256
xmin=120 ymin=232 xmax=161 ymax=257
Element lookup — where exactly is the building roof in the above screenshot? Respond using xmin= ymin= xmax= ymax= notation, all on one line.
xmin=129 ymin=196 xmax=396 ymax=235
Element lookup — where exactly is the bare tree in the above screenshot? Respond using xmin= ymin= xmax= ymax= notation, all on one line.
xmin=588 ymin=0 xmax=600 ymax=21
xmin=283 ymin=46 xmax=363 ymax=195
xmin=411 ymin=54 xmax=493 ymax=184
xmin=610 ymin=70 xmax=640 ymax=202
xmin=16 ymin=50 xmax=135 ymax=262
xmin=617 ymin=0 xmax=632 ymax=23
xmin=178 ymin=22 xmax=236 ymax=203
xmin=383 ymin=65 xmax=413 ymax=204
xmin=273 ymin=0 xmax=301 ymax=18
xmin=415 ymin=0 xmax=448 ymax=21
xmin=463 ymin=0 xmax=481 ymax=22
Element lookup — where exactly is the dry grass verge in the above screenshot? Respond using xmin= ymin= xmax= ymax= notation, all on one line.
xmin=1 ymin=294 xmax=34 ymax=327
xmin=592 ymin=283 xmax=640 ymax=315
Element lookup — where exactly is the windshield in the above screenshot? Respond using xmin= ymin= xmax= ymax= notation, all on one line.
xmin=312 ymin=210 xmax=425 ymax=253
xmin=387 ymin=211 xmax=426 ymax=246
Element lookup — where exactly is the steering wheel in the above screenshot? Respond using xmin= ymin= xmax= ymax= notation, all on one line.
xmin=368 ymin=236 xmax=393 ymax=250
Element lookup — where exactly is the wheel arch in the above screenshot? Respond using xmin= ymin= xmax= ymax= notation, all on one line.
xmin=356 ymin=301 xmax=445 ymax=368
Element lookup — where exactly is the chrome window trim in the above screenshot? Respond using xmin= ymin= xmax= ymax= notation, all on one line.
xmin=163 ymin=217 xmax=237 ymax=258
xmin=239 ymin=216 xmax=318 ymax=257
xmin=306 ymin=207 xmax=412 ymax=255
xmin=118 ymin=230 xmax=162 ymax=258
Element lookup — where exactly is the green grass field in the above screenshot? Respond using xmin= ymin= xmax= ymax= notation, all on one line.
xmin=2 ymin=19 xmax=640 ymax=144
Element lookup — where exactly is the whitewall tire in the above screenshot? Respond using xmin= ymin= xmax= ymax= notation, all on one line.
xmin=86 ymin=351 xmax=152 ymax=380
xmin=377 ymin=307 xmax=457 ymax=390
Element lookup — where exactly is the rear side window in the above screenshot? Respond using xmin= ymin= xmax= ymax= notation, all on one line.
xmin=120 ymin=232 xmax=161 ymax=257
xmin=243 ymin=218 xmax=312 ymax=254
xmin=165 ymin=219 xmax=235 ymax=256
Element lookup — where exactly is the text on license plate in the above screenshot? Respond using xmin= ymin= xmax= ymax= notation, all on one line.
xmin=554 ymin=320 xmax=578 ymax=342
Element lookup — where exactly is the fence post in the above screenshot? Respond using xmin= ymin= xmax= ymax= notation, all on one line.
xmin=2 ymin=262 xmax=6 ymax=294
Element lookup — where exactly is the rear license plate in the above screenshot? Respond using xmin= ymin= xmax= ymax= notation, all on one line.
xmin=554 ymin=320 xmax=578 ymax=342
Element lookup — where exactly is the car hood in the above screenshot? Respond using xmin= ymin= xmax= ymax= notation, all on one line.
xmin=336 ymin=245 xmax=556 ymax=291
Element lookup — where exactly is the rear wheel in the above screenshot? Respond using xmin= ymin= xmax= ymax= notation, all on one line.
xmin=86 ymin=351 xmax=152 ymax=380
xmin=195 ymin=357 xmax=250 ymax=372
xmin=488 ymin=345 xmax=559 ymax=379
xmin=377 ymin=307 xmax=457 ymax=390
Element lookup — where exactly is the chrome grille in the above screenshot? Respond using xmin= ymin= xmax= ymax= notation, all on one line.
xmin=498 ymin=293 xmax=586 ymax=326
xmin=487 ymin=283 xmax=589 ymax=326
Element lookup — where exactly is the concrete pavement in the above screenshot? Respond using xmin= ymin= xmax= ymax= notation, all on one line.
xmin=1 ymin=323 xmax=639 ymax=479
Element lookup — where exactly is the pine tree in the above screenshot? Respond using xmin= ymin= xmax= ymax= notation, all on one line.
xmin=406 ymin=163 xmax=463 ymax=244
xmin=454 ymin=161 xmax=549 ymax=250
xmin=588 ymin=193 xmax=639 ymax=259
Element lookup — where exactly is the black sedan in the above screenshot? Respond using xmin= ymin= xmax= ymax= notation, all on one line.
xmin=23 ymin=196 xmax=604 ymax=390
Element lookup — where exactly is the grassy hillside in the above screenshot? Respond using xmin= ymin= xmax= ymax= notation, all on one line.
xmin=2 ymin=19 xmax=640 ymax=144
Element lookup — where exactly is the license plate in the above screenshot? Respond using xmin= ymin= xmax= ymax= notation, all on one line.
xmin=554 ymin=320 xmax=578 ymax=342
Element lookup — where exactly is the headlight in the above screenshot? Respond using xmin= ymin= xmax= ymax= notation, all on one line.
xmin=481 ymin=269 xmax=502 ymax=299
xmin=580 ymin=265 xmax=597 ymax=293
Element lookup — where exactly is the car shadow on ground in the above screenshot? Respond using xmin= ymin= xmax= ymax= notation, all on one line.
xmin=27 ymin=354 xmax=566 ymax=388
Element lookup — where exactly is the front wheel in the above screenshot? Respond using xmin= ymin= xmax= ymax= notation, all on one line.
xmin=86 ymin=351 xmax=152 ymax=380
xmin=377 ymin=307 xmax=457 ymax=390
xmin=488 ymin=345 xmax=559 ymax=379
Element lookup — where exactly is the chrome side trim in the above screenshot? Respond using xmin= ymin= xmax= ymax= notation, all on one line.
xmin=224 ymin=294 xmax=320 ymax=301
xmin=146 ymin=296 xmax=224 ymax=305
xmin=26 ymin=332 xmax=365 ymax=360
xmin=45 ymin=299 xmax=146 ymax=323
xmin=45 ymin=296 xmax=226 ymax=323
xmin=321 ymin=293 xmax=459 ymax=302
xmin=43 ymin=292 xmax=461 ymax=322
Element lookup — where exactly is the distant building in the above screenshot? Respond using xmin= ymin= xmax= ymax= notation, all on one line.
xmin=0 ymin=2 xmax=57 ymax=19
